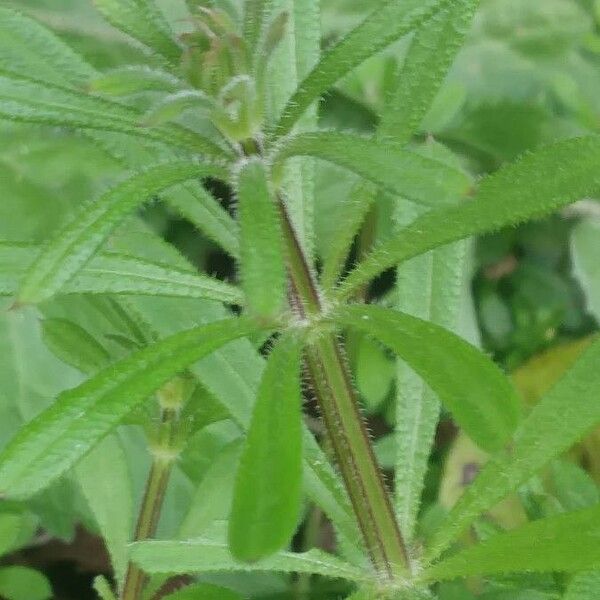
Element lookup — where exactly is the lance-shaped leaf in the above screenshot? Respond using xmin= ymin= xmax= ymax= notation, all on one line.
xmin=275 ymin=0 xmax=446 ymax=135
xmin=0 ymin=72 xmax=227 ymax=158
xmin=337 ymin=135 xmax=600 ymax=301
xmin=427 ymin=334 xmax=600 ymax=561
xmin=131 ymin=538 xmax=369 ymax=582
xmin=1 ymin=243 xmax=243 ymax=304
xmin=334 ymin=305 xmax=520 ymax=452
xmin=423 ymin=503 xmax=600 ymax=582
xmin=394 ymin=235 xmax=470 ymax=541
xmin=88 ymin=66 xmax=182 ymax=96
xmin=16 ymin=161 xmax=225 ymax=305
xmin=273 ymin=132 xmax=470 ymax=207
xmin=243 ymin=0 xmax=273 ymax=54
xmin=229 ymin=336 xmax=303 ymax=562
xmin=0 ymin=317 xmax=260 ymax=499
xmin=42 ymin=319 xmax=111 ymax=375
xmin=236 ymin=158 xmax=286 ymax=317
xmin=384 ymin=0 xmax=479 ymax=543
xmin=93 ymin=0 xmax=180 ymax=63
xmin=86 ymin=131 xmax=238 ymax=256
xmin=76 ymin=436 xmax=132 ymax=587
xmin=382 ymin=0 xmax=479 ymax=143
xmin=0 ymin=7 xmax=94 ymax=86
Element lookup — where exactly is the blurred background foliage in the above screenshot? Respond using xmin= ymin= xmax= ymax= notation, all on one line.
xmin=1 ymin=0 xmax=600 ymax=598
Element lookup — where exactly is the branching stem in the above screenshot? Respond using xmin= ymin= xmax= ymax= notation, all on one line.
xmin=277 ymin=195 xmax=409 ymax=578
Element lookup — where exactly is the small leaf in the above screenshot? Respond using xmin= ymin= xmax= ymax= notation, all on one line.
xmin=131 ymin=538 xmax=369 ymax=581
xmin=244 ymin=0 xmax=273 ymax=54
xmin=0 ymin=317 xmax=260 ymax=499
xmin=162 ymin=583 xmax=243 ymax=600
xmin=140 ymin=90 xmax=216 ymax=127
xmin=273 ymin=131 xmax=470 ymax=207
xmin=88 ymin=66 xmax=182 ymax=96
xmin=423 ymin=503 xmax=600 ymax=582
xmin=337 ymin=136 xmax=600 ymax=301
xmin=229 ymin=336 xmax=303 ymax=561
xmin=428 ymin=335 xmax=600 ymax=561
xmin=276 ymin=0 xmax=447 ymax=134
xmin=93 ymin=576 xmax=117 ymax=600
xmin=93 ymin=0 xmax=181 ymax=63
xmin=0 ymin=566 xmax=52 ymax=600
xmin=564 ymin=571 xmax=600 ymax=600
xmin=236 ymin=158 xmax=286 ymax=318
xmin=42 ymin=318 xmax=111 ymax=374
xmin=334 ymin=305 xmax=521 ymax=452
xmin=17 ymin=161 xmax=223 ymax=305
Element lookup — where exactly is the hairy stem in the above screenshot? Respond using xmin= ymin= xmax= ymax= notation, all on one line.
xmin=121 ymin=407 xmax=179 ymax=600
xmin=277 ymin=196 xmax=409 ymax=578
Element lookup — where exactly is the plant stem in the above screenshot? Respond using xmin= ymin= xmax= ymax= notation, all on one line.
xmin=121 ymin=407 xmax=179 ymax=600
xmin=277 ymin=196 xmax=409 ymax=579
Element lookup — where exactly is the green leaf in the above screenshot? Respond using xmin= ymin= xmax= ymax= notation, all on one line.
xmin=236 ymin=158 xmax=286 ymax=318
xmin=93 ymin=0 xmax=181 ymax=63
xmin=427 ymin=335 xmax=600 ymax=561
xmin=0 ymin=7 xmax=94 ymax=86
xmin=131 ymin=537 xmax=370 ymax=581
xmin=88 ymin=66 xmax=182 ymax=96
xmin=229 ymin=336 xmax=303 ymax=561
xmin=275 ymin=0 xmax=446 ymax=135
xmin=244 ymin=0 xmax=273 ymax=54
xmin=394 ymin=232 xmax=470 ymax=541
xmin=273 ymin=132 xmax=471 ymax=207
xmin=0 ymin=72 xmax=223 ymax=157
xmin=381 ymin=0 xmax=479 ymax=143
xmin=572 ymin=217 xmax=600 ymax=321
xmin=162 ymin=583 xmax=243 ymax=600
xmin=75 ymin=435 xmax=132 ymax=586
xmin=1 ymin=243 xmax=243 ymax=304
xmin=68 ymin=254 xmax=243 ymax=304
xmin=17 ymin=161 xmax=224 ymax=305
xmin=140 ymin=90 xmax=216 ymax=127
xmin=423 ymin=503 xmax=600 ymax=582
xmin=334 ymin=305 xmax=520 ymax=452
xmin=0 ymin=317 xmax=260 ymax=499
xmin=179 ymin=440 xmax=243 ymax=539
xmin=0 ymin=566 xmax=52 ymax=600
xmin=564 ymin=571 xmax=600 ymax=599
xmin=42 ymin=318 xmax=111 ymax=374
xmin=83 ymin=132 xmax=238 ymax=256
xmin=337 ymin=136 xmax=600 ymax=301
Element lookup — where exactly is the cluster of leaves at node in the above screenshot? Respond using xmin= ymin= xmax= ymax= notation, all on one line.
xmin=1 ymin=0 xmax=600 ymax=599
